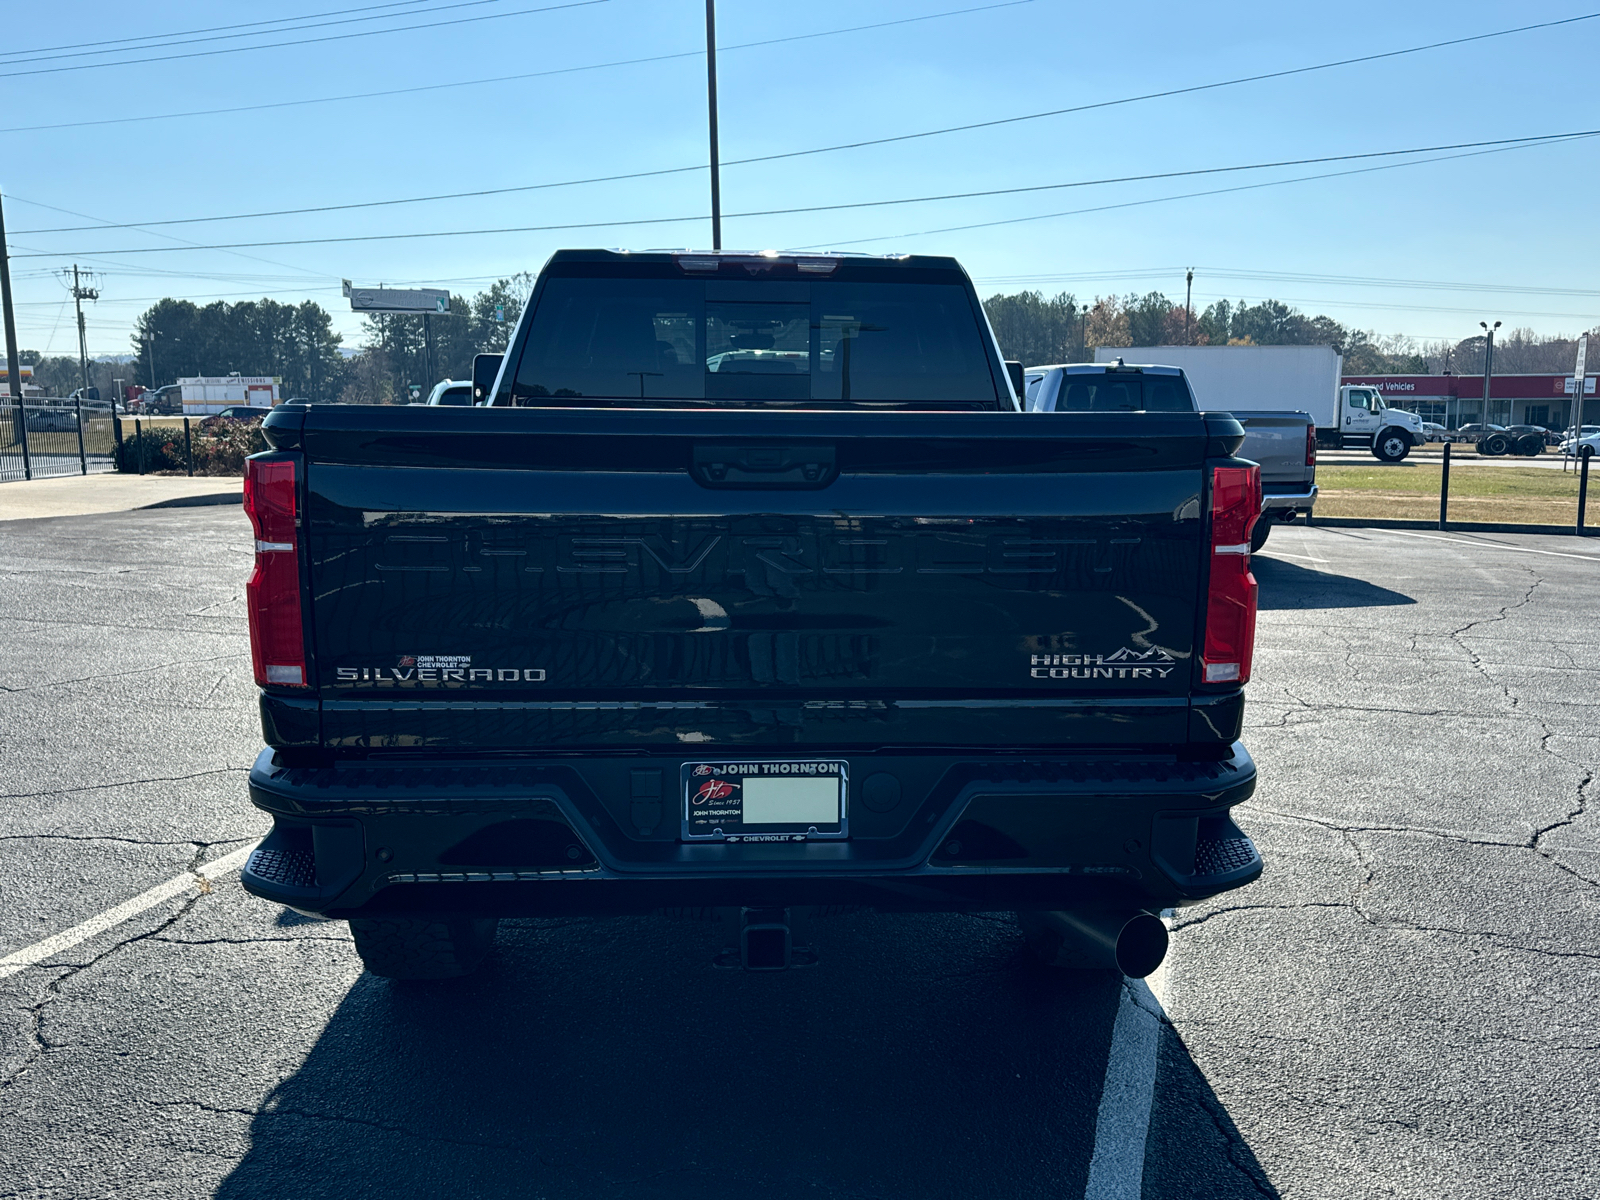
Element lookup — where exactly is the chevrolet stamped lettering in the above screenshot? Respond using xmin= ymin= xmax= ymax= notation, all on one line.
xmin=370 ymin=530 xmax=1146 ymax=582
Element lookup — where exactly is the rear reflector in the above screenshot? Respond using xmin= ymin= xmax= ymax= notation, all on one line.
xmin=1202 ymin=465 xmax=1261 ymax=686
xmin=244 ymin=457 xmax=307 ymax=688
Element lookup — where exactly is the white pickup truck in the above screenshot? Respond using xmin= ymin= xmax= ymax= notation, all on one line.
xmin=1024 ymin=360 xmax=1313 ymax=551
xmin=1094 ymin=346 xmax=1427 ymax=463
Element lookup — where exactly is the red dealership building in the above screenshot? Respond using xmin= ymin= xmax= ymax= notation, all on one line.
xmin=1340 ymin=373 xmax=1599 ymax=430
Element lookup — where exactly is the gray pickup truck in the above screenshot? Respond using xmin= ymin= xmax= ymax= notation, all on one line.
xmin=1024 ymin=362 xmax=1316 ymax=551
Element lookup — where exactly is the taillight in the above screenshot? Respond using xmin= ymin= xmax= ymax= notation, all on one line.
xmin=244 ymin=456 xmax=307 ymax=687
xmin=1202 ymin=465 xmax=1261 ymax=685
xmin=1306 ymin=424 xmax=1318 ymax=467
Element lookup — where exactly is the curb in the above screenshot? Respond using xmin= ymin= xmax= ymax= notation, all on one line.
xmin=138 ymin=492 xmax=243 ymax=510
xmin=1307 ymin=516 xmax=1591 ymax=537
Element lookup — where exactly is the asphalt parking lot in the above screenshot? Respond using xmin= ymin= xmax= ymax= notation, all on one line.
xmin=1 ymin=507 xmax=1596 ymax=1199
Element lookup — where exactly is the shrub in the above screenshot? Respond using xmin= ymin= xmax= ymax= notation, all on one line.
xmin=115 ymin=418 xmax=268 ymax=476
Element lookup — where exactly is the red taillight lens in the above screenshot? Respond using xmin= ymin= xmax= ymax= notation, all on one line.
xmin=244 ymin=456 xmax=307 ymax=688
xmin=1202 ymin=465 xmax=1261 ymax=685
xmin=1306 ymin=424 xmax=1318 ymax=467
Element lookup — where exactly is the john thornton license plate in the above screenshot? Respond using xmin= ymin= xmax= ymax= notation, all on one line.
xmin=681 ymin=760 xmax=848 ymax=842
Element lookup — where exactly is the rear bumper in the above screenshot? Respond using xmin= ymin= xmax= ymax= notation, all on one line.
xmin=241 ymin=744 xmax=1261 ymax=918
xmin=1261 ymin=483 xmax=1317 ymax=514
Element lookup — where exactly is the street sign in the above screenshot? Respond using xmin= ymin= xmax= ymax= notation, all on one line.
xmin=494 ymin=304 xmax=505 ymax=323
xmin=348 ymin=286 xmax=450 ymax=315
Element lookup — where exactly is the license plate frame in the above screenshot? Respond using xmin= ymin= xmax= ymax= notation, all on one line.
xmin=681 ymin=759 xmax=849 ymax=842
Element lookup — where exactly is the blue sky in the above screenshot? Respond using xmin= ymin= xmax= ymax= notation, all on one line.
xmin=2 ymin=0 xmax=1597 ymax=358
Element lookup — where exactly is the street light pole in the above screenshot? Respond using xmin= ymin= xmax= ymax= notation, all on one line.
xmin=1480 ymin=320 xmax=1501 ymax=425
xmin=705 ymin=0 xmax=722 ymax=251
xmin=1184 ymin=268 xmax=1194 ymax=345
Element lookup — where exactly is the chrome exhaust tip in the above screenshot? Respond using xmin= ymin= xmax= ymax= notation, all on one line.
xmin=1017 ymin=909 xmax=1169 ymax=978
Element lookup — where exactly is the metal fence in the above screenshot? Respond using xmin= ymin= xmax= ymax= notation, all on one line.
xmin=1 ymin=399 xmax=119 ymax=483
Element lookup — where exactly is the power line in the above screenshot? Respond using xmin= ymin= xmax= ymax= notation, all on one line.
xmin=734 ymin=11 xmax=1600 ymax=174
xmin=0 ymin=0 xmax=432 ymax=59
xmin=21 ymin=126 xmax=1577 ymax=235
xmin=793 ymin=136 xmax=1597 ymax=250
xmin=14 ymin=129 xmax=1600 ymax=258
xmin=7 ymin=195 xmax=335 ymax=280
xmin=979 ymin=267 xmax=1600 ymax=299
xmin=0 ymin=1 xmax=1031 ymax=135
xmin=0 ymin=0 xmax=608 ymax=79
xmin=1184 ymin=291 xmax=1600 ymax=324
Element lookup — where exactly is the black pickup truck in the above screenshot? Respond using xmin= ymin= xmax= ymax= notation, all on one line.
xmin=240 ymin=249 xmax=1263 ymax=980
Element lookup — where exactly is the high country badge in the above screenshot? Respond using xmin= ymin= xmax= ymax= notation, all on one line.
xmin=1031 ymin=647 xmax=1177 ymax=680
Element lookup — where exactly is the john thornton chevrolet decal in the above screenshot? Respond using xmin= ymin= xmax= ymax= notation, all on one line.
xmin=1031 ymin=647 xmax=1177 ymax=680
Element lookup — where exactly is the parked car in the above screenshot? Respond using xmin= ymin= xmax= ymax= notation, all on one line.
xmin=425 ymin=379 xmax=474 ymax=406
xmin=238 ymin=248 xmax=1267 ymax=982
xmin=138 ymin=384 xmax=184 ymax=414
xmin=1420 ymin=422 xmax=1450 ymax=443
xmin=24 ymin=404 xmax=79 ymax=432
xmin=1559 ymin=430 xmax=1598 ymax=458
xmin=214 ymin=405 xmax=268 ymax=422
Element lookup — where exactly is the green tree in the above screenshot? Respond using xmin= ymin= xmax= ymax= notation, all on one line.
xmin=129 ymin=297 xmax=347 ymax=400
xmin=356 ymin=275 xmax=533 ymax=399
xmin=981 ymin=290 xmax=1084 ymax=366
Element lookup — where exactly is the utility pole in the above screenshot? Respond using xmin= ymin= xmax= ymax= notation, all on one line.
xmin=1480 ymin=320 xmax=1501 ymax=425
xmin=66 ymin=265 xmax=98 ymax=391
xmin=0 ymin=188 xmax=31 ymax=480
xmin=705 ymin=0 xmax=722 ymax=250
xmin=1184 ymin=268 xmax=1194 ymax=345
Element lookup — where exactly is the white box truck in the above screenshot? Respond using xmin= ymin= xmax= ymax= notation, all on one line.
xmin=1093 ymin=345 xmax=1425 ymax=462
xmin=179 ymin=376 xmax=281 ymax=416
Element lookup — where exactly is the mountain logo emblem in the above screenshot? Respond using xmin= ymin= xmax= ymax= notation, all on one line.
xmin=1101 ymin=647 xmax=1176 ymax=664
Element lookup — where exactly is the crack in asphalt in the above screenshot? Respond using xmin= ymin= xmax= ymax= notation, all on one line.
xmin=0 ymin=833 xmax=256 ymax=849
xmin=1447 ymin=568 xmax=1544 ymax=712
xmin=0 ymin=844 xmax=218 ymax=1095
xmin=1171 ymin=899 xmax=1600 ymax=960
xmin=0 ymin=766 xmax=249 ymax=801
xmin=0 ymin=652 xmax=247 ymax=696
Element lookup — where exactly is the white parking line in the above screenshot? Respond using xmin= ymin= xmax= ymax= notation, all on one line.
xmin=1082 ymin=926 xmax=1172 ymax=1199
xmin=0 ymin=842 xmax=257 ymax=980
xmin=1376 ymin=529 xmax=1600 ymax=562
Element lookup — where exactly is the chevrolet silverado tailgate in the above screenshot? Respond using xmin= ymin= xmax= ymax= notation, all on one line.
xmin=294 ymin=405 xmax=1214 ymax=749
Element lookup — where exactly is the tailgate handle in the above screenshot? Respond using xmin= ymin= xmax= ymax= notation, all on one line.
xmin=692 ymin=443 xmax=837 ymax=489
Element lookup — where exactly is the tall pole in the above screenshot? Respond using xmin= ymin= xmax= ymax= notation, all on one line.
xmin=0 ymin=188 xmax=32 ymax=480
xmin=705 ymin=0 xmax=722 ymax=251
xmin=1480 ymin=320 xmax=1500 ymax=425
xmin=69 ymin=265 xmax=98 ymax=391
xmin=1184 ymin=268 xmax=1194 ymax=345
